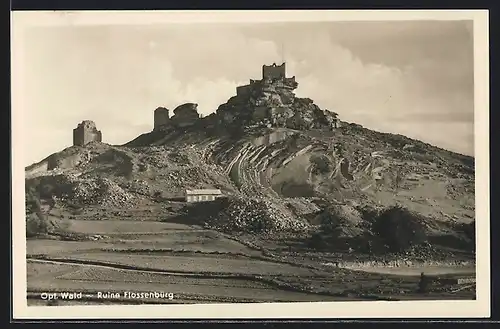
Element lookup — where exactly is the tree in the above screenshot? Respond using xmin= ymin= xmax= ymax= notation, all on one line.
xmin=25 ymin=187 xmax=49 ymax=237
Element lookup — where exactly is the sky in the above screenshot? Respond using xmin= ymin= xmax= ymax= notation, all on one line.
xmin=17 ymin=19 xmax=474 ymax=165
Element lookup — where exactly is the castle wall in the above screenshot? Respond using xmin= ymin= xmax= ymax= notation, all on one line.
xmin=73 ymin=128 xmax=102 ymax=146
xmin=73 ymin=127 xmax=84 ymax=146
xmin=283 ymin=76 xmax=298 ymax=89
xmin=236 ymin=84 xmax=252 ymax=97
xmin=93 ymin=130 xmax=102 ymax=143
xmin=262 ymin=63 xmax=286 ymax=80
xmin=154 ymin=107 xmax=170 ymax=130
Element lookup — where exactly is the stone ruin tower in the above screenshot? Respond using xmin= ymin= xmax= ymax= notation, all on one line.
xmin=73 ymin=120 xmax=102 ymax=146
xmin=154 ymin=107 xmax=170 ymax=130
xmin=262 ymin=62 xmax=286 ymax=80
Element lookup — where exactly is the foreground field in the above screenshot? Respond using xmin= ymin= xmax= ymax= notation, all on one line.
xmin=27 ymin=219 xmax=476 ymax=305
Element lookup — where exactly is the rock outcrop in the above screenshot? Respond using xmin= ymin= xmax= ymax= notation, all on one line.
xmin=171 ymin=103 xmax=200 ymax=128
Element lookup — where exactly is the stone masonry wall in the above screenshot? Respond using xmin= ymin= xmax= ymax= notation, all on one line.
xmin=73 ymin=120 xmax=102 ymax=146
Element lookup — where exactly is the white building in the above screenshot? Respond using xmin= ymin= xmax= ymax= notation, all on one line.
xmin=185 ymin=189 xmax=222 ymax=203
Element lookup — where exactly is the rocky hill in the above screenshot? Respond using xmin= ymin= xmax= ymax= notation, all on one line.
xmin=25 ymin=65 xmax=475 ymax=260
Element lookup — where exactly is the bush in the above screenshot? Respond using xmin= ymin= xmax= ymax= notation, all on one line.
xmin=457 ymin=220 xmax=475 ymax=251
xmin=317 ymin=208 xmax=343 ymax=235
xmin=310 ymin=155 xmax=332 ymax=175
xmin=25 ymin=187 xmax=53 ymax=237
xmin=307 ymin=232 xmax=329 ymax=250
xmin=460 ymin=221 xmax=475 ymax=241
xmin=26 ymin=213 xmax=49 ymax=238
xmin=372 ymin=205 xmax=428 ymax=252
xmin=306 ymin=205 xmax=366 ymax=251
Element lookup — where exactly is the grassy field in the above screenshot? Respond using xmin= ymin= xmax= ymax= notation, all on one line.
xmin=27 ymin=240 xmax=110 ymax=256
xmin=104 ymin=230 xmax=261 ymax=254
xmin=27 ymin=219 xmax=476 ymax=305
xmin=27 ymin=219 xmax=260 ymax=256
xmin=27 ymin=262 xmax=348 ymax=303
xmin=27 ymin=262 xmax=81 ymax=279
xmin=47 ymin=252 xmax=318 ymax=276
xmin=66 ymin=219 xmax=192 ymax=233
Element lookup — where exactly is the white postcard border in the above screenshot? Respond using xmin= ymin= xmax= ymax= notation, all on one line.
xmin=11 ymin=9 xmax=490 ymax=319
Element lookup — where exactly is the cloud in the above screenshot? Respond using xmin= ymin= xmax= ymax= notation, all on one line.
xmin=20 ymin=21 xmax=474 ymax=165
xmin=390 ymin=111 xmax=474 ymax=123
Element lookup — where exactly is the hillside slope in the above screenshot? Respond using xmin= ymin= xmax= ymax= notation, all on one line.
xmin=25 ymin=121 xmax=475 ymax=254
xmin=25 ymin=69 xmax=475 ymax=259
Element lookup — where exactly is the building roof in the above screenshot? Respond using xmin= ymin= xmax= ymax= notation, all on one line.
xmin=185 ymin=189 xmax=222 ymax=195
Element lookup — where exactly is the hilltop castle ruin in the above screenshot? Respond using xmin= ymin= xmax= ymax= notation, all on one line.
xmin=71 ymin=63 xmax=340 ymax=147
xmin=217 ymin=62 xmax=339 ymax=130
xmin=73 ymin=120 xmax=102 ymax=146
xmin=235 ymin=62 xmax=298 ymax=99
xmin=150 ymin=62 xmax=339 ymax=132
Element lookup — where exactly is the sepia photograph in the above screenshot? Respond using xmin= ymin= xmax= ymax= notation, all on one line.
xmin=11 ymin=10 xmax=489 ymax=319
